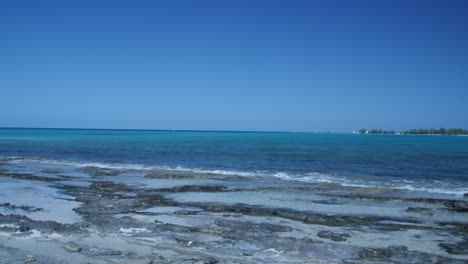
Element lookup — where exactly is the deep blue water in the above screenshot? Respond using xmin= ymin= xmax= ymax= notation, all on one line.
xmin=0 ymin=128 xmax=467 ymax=193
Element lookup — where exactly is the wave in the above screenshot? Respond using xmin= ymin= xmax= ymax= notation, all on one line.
xmin=1 ymin=156 xmax=259 ymax=176
xmin=2 ymin=156 xmax=467 ymax=195
xmin=3 ymin=156 xmax=154 ymax=171
xmin=273 ymin=172 xmax=468 ymax=195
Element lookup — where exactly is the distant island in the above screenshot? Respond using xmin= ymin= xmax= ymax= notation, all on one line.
xmin=358 ymin=128 xmax=468 ymax=135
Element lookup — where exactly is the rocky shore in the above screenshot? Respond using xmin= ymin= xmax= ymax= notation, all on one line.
xmin=0 ymin=160 xmax=467 ymax=263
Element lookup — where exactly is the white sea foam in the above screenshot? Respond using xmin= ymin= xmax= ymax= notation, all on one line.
xmin=3 ymin=156 xmax=252 ymax=175
xmin=2 ymin=156 xmax=467 ymax=195
xmin=4 ymin=156 xmax=156 ymax=171
xmin=170 ymin=166 xmax=258 ymax=177
xmin=272 ymin=171 xmax=468 ymax=195
xmin=3 ymin=156 xmax=260 ymax=177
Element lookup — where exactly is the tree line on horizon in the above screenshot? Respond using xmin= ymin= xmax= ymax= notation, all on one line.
xmin=359 ymin=128 xmax=468 ymax=135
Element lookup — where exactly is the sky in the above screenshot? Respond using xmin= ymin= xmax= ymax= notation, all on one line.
xmin=1 ymin=0 xmax=467 ymax=132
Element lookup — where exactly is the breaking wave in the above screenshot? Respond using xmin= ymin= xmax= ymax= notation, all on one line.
xmin=2 ymin=156 xmax=467 ymax=195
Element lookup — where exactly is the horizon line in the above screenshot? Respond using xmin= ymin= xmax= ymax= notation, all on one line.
xmin=0 ymin=126 xmax=301 ymax=134
xmin=1 ymin=126 xmax=467 ymax=134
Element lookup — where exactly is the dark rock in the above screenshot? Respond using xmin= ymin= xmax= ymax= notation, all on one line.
xmin=317 ymin=230 xmax=350 ymax=242
xmin=198 ymin=203 xmax=380 ymax=227
xmin=443 ymin=201 xmax=468 ymax=212
xmin=174 ymin=210 xmax=199 ymax=215
xmin=439 ymin=242 xmax=468 ymax=255
xmin=0 ymin=203 xmax=42 ymax=212
xmin=327 ymin=193 xmax=468 ymax=211
xmin=0 ymin=213 xmax=87 ymax=236
xmin=201 ymin=258 xmax=219 ymax=264
xmin=125 ymin=252 xmax=139 ymax=259
xmin=17 ymin=226 xmax=30 ymax=232
xmin=359 ymin=248 xmax=392 ymax=260
xmin=81 ymin=166 xmax=121 ymax=176
xmin=156 ymin=223 xmax=199 ymax=233
xmin=145 ymin=171 xmax=193 ymax=179
xmin=84 ymin=247 xmax=121 ymax=256
xmin=158 ymin=185 xmax=228 ymax=193
xmin=215 ymin=219 xmax=293 ymax=233
xmin=304 ymin=214 xmax=375 ymax=227
xmin=274 ymin=210 xmax=308 ymax=222
xmin=89 ymin=182 xmax=129 ymax=192
xmin=406 ymin=207 xmax=433 ymax=214
xmin=0 ymin=172 xmax=61 ymax=182
xmin=41 ymin=169 xmax=63 ymax=174
xmin=388 ymin=245 xmax=408 ymax=252
xmin=144 ymin=170 xmax=242 ymax=180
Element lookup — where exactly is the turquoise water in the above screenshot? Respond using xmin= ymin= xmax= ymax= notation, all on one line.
xmin=1 ymin=128 xmax=467 ymax=194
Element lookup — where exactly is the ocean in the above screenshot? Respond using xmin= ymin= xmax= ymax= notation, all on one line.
xmin=1 ymin=128 xmax=467 ymax=195
xmin=1 ymin=128 xmax=468 ymax=262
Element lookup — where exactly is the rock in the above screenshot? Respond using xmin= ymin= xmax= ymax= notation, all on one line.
xmin=85 ymin=247 xmax=121 ymax=256
xmin=174 ymin=210 xmax=199 ymax=215
xmin=201 ymin=203 xmax=378 ymax=227
xmin=24 ymin=255 xmax=36 ymax=263
xmin=17 ymin=226 xmax=30 ymax=232
xmin=201 ymin=258 xmax=219 ymax=264
xmin=443 ymin=200 xmax=468 ymax=212
xmin=64 ymin=242 xmax=82 ymax=252
xmin=81 ymin=166 xmax=120 ymax=176
xmin=156 ymin=223 xmax=198 ymax=233
xmin=317 ymin=230 xmax=350 ymax=242
xmin=89 ymin=182 xmax=129 ymax=192
xmin=41 ymin=169 xmax=63 ymax=174
xmin=159 ymin=185 xmax=228 ymax=193
xmin=190 ymin=259 xmax=219 ymax=264
xmin=144 ymin=170 xmax=241 ymax=180
xmin=215 ymin=219 xmax=293 ymax=233
xmin=359 ymin=248 xmax=392 ymax=260
xmin=439 ymin=242 xmax=468 ymax=255
xmin=406 ymin=207 xmax=432 ymax=213
xmin=0 ymin=172 xmax=61 ymax=182
xmin=464 ymin=193 xmax=468 ymax=197
xmin=125 ymin=252 xmax=139 ymax=259
xmin=0 ymin=203 xmax=42 ymax=212
xmin=388 ymin=245 xmax=408 ymax=252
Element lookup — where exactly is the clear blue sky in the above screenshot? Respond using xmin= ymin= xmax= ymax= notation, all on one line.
xmin=1 ymin=0 xmax=467 ymax=132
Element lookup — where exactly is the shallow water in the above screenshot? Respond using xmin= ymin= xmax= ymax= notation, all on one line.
xmin=0 ymin=178 xmax=82 ymax=224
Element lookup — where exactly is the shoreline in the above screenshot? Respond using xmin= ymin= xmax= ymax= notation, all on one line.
xmin=3 ymin=156 xmax=468 ymax=196
xmin=0 ymin=159 xmax=467 ymax=263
